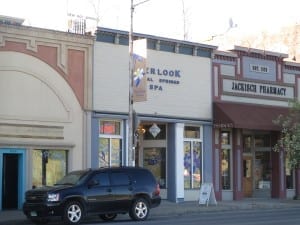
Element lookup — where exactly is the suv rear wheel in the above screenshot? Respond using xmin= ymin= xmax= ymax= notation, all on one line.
xmin=129 ymin=198 xmax=149 ymax=221
xmin=63 ymin=201 xmax=84 ymax=225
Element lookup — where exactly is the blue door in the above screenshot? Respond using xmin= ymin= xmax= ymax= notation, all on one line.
xmin=0 ymin=148 xmax=26 ymax=210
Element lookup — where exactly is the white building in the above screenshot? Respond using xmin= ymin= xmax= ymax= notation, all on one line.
xmin=92 ymin=27 xmax=216 ymax=202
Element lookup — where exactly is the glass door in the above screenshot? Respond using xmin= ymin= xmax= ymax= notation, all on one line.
xmin=143 ymin=148 xmax=166 ymax=188
xmin=140 ymin=123 xmax=167 ymax=189
xmin=242 ymin=133 xmax=271 ymax=198
xmin=243 ymin=135 xmax=253 ymax=197
xmin=184 ymin=141 xmax=202 ymax=189
xmin=254 ymin=152 xmax=271 ymax=190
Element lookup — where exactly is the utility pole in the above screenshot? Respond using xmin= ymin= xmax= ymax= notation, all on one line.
xmin=128 ymin=0 xmax=134 ymax=166
xmin=128 ymin=0 xmax=150 ymax=167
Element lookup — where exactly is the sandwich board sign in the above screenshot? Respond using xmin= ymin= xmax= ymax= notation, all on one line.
xmin=198 ymin=183 xmax=217 ymax=206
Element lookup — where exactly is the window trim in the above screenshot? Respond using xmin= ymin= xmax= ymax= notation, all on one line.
xmin=98 ymin=119 xmax=124 ymax=167
xmin=183 ymin=125 xmax=203 ymax=189
xmin=221 ymin=130 xmax=232 ymax=190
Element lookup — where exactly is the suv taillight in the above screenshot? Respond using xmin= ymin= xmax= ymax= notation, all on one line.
xmin=154 ymin=184 xmax=160 ymax=196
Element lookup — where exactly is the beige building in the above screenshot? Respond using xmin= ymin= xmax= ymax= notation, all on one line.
xmin=0 ymin=16 xmax=93 ymax=210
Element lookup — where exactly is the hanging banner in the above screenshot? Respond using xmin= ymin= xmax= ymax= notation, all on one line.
xmin=133 ymin=39 xmax=147 ymax=102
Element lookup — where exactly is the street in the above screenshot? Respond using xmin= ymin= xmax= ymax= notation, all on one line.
xmin=12 ymin=206 xmax=300 ymax=225
xmin=80 ymin=207 xmax=300 ymax=225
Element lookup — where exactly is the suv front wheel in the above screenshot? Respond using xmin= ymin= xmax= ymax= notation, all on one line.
xmin=129 ymin=198 xmax=149 ymax=221
xmin=63 ymin=201 xmax=84 ymax=225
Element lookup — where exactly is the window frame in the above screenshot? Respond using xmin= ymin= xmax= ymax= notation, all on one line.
xmin=221 ymin=130 xmax=232 ymax=190
xmin=31 ymin=149 xmax=68 ymax=188
xmin=183 ymin=125 xmax=203 ymax=189
xmin=99 ymin=119 xmax=123 ymax=167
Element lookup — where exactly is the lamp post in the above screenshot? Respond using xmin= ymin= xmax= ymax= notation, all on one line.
xmin=128 ymin=0 xmax=150 ymax=167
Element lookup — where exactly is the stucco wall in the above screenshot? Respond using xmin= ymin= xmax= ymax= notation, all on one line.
xmin=94 ymin=42 xmax=212 ymax=120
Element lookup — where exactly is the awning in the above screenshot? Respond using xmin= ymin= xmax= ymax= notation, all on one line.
xmin=213 ymin=102 xmax=289 ymax=131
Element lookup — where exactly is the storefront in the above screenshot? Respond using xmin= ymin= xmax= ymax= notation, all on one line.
xmin=92 ymin=27 xmax=216 ymax=202
xmin=212 ymin=46 xmax=300 ymax=200
xmin=0 ymin=18 xmax=93 ymax=210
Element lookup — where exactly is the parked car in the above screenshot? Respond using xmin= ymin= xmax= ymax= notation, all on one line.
xmin=23 ymin=167 xmax=161 ymax=225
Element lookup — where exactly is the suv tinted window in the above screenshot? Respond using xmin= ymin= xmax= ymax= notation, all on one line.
xmin=91 ymin=172 xmax=110 ymax=186
xmin=133 ymin=169 xmax=155 ymax=186
xmin=111 ymin=172 xmax=130 ymax=186
xmin=55 ymin=170 xmax=89 ymax=185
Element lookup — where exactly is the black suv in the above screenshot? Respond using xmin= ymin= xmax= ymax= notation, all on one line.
xmin=23 ymin=167 xmax=161 ymax=224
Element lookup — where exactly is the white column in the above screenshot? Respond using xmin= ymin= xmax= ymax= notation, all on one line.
xmin=175 ymin=123 xmax=184 ymax=201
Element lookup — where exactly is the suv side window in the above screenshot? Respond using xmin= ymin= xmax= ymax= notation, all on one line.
xmin=90 ymin=172 xmax=110 ymax=186
xmin=110 ymin=172 xmax=130 ymax=186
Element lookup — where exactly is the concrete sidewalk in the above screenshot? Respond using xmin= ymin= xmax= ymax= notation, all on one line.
xmin=1 ymin=199 xmax=300 ymax=225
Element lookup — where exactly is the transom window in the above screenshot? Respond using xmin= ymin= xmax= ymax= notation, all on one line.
xmin=100 ymin=120 xmax=120 ymax=135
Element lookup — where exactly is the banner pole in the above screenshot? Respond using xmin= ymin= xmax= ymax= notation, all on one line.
xmin=128 ymin=0 xmax=134 ymax=166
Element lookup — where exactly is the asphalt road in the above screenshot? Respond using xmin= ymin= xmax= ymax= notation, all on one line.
xmin=79 ymin=207 xmax=300 ymax=225
xmin=15 ymin=206 xmax=300 ymax=225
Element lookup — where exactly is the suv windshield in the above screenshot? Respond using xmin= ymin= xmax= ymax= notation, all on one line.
xmin=55 ymin=170 xmax=89 ymax=185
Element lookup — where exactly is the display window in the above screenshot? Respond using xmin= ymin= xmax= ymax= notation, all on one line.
xmin=221 ymin=149 xmax=231 ymax=189
xmin=32 ymin=149 xmax=68 ymax=188
xmin=221 ymin=131 xmax=232 ymax=190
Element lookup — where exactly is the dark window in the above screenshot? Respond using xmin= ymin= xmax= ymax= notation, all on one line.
xmin=96 ymin=33 xmax=115 ymax=43
xmin=92 ymin=173 xmax=110 ymax=186
xmin=197 ymin=48 xmax=211 ymax=58
xmin=243 ymin=135 xmax=252 ymax=152
xmin=133 ymin=170 xmax=154 ymax=186
xmin=111 ymin=172 xmax=130 ymax=186
xmin=254 ymin=134 xmax=270 ymax=147
xmin=147 ymin=39 xmax=156 ymax=50
xmin=119 ymin=35 xmax=129 ymax=46
xmin=179 ymin=45 xmax=193 ymax=55
xmin=160 ymin=41 xmax=175 ymax=53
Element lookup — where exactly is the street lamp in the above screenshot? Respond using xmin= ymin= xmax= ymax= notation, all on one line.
xmin=128 ymin=0 xmax=150 ymax=166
